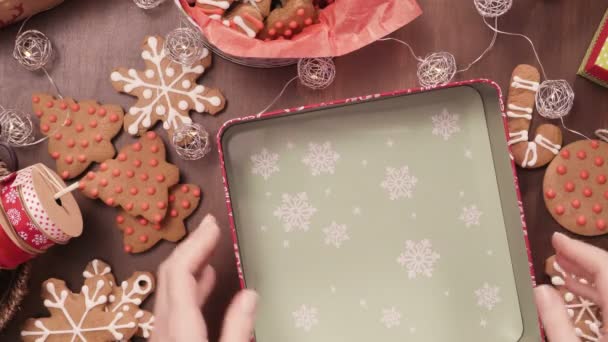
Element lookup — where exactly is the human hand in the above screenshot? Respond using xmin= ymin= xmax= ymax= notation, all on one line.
xmin=534 ymin=232 xmax=608 ymax=342
xmin=151 ymin=214 xmax=258 ymax=342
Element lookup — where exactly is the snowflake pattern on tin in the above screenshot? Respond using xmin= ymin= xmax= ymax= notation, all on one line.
xmin=459 ymin=205 xmax=483 ymax=227
xmin=475 ymin=283 xmax=502 ymax=311
xmin=380 ymin=307 xmax=402 ymax=328
xmin=33 ymin=234 xmax=48 ymax=247
xmin=18 ymin=231 xmax=28 ymax=241
xmin=293 ymin=305 xmax=319 ymax=332
xmin=381 ymin=166 xmax=418 ymax=200
xmin=302 ymin=142 xmax=340 ymax=176
xmin=323 ymin=221 xmax=350 ymax=248
xmin=432 ymin=108 xmax=461 ymax=140
xmin=273 ymin=193 xmax=317 ymax=232
xmin=4 ymin=187 xmax=18 ymax=204
xmin=251 ymin=148 xmax=279 ymax=180
xmin=397 ymin=239 xmax=440 ymax=279
xmin=7 ymin=208 xmax=21 ymax=225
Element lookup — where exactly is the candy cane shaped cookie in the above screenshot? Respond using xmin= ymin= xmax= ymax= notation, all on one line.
xmin=196 ymin=0 xmax=235 ymax=20
xmin=506 ymin=65 xmax=562 ymax=168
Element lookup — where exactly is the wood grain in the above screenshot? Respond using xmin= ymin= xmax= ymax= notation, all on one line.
xmin=0 ymin=0 xmax=607 ymax=340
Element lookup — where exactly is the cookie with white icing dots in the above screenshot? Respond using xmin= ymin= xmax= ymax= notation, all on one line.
xmin=110 ymin=35 xmax=226 ymax=138
xmin=543 ymin=140 xmax=608 ymax=236
xmin=545 ymin=255 xmax=602 ymax=341
xmin=506 ymin=64 xmax=563 ymax=168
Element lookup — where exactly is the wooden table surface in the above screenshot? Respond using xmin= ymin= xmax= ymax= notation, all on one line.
xmin=1 ymin=0 xmax=608 ymax=340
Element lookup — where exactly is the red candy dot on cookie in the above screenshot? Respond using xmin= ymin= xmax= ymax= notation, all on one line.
xmin=112 ymin=169 xmax=121 ymax=177
xmin=181 ymin=200 xmax=191 ymax=209
xmin=571 ymin=199 xmax=581 ymax=209
xmin=75 ymin=124 xmax=84 ymax=133
xmin=64 ymin=118 xmax=72 ymax=127
xmin=124 ymin=245 xmax=133 ymax=253
xmin=130 ymin=187 xmax=138 ymax=195
xmin=94 ymin=134 xmax=103 ymax=143
xmin=65 ymin=156 xmax=74 ymax=164
xmin=125 ymin=226 xmax=134 ymax=235
xmin=32 ymin=96 xmax=40 ymax=103
xmin=268 ymin=28 xmax=276 ymax=36
xmin=110 ymin=113 xmax=119 ymax=122
xmin=554 ymin=205 xmax=565 ymax=215
xmin=81 ymin=140 xmax=89 ymax=148
xmin=305 ymin=18 xmax=313 ymax=25
xmin=98 ymin=108 xmax=107 ymax=116
xmin=59 ymin=102 xmax=67 ymax=110
xmin=90 ymin=188 xmax=99 ymax=197
xmin=584 ymin=188 xmax=593 ymax=197
xmin=139 ymin=235 xmax=148 ymax=243
xmin=593 ymin=204 xmax=603 ymax=214
xmin=545 ymin=189 xmax=556 ymax=199
xmin=133 ymin=159 xmax=142 ymax=168
xmin=580 ymin=170 xmax=589 ymax=180
xmin=283 ymin=29 xmax=293 ymax=37
xmin=54 ymin=133 xmax=62 ymax=140
xmin=597 ymin=219 xmax=607 ymax=231
xmin=599 ymin=175 xmax=607 ymax=184
xmin=557 ymin=165 xmax=567 ymax=175
xmin=51 ymin=151 xmax=60 ymax=159
xmin=126 ymin=203 xmax=134 ymax=211
xmin=156 ymin=174 xmax=165 ymax=182
xmin=275 ymin=21 xmax=284 ymax=29
xmin=157 ymin=202 xmax=166 ymax=209
xmin=99 ymin=179 xmax=108 ymax=187
xmin=289 ymin=21 xmax=298 ymax=29
xmin=297 ymin=8 xmax=305 ymax=16
xmin=577 ymin=215 xmax=587 ymax=226
xmin=141 ymin=202 xmax=150 ymax=211
xmin=88 ymin=107 xmax=96 ymax=115
xmin=86 ymin=172 xmax=96 ymax=180
xmin=45 ymin=101 xmax=53 ymax=108
xmin=140 ymin=173 xmax=149 ymax=181
xmin=150 ymin=145 xmax=159 ymax=153
xmin=35 ymin=110 xmax=43 ymax=118
xmin=139 ymin=218 xmax=148 ymax=226
xmin=146 ymin=131 xmax=156 ymax=139
xmin=181 ymin=185 xmax=189 ymax=193
xmin=118 ymin=153 xmax=127 ymax=161
xmin=149 ymin=159 xmax=158 ymax=167
xmin=193 ymin=189 xmax=201 ymax=197
xmin=105 ymin=198 xmax=115 ymax=206
xmin=565 ymin=182 xmax=575 ymax=192
xmin=592 ymin=140 xmax=600 ymax=149
xmin=41 ymin=124 xmax=50 ymax=133
xmin=153 ymin=224 xmax=161 ymax=230
xmin=595 ymin=157 xmax=605 ymax=167
xmin=61 ymin=171 xmax=69 ymax=179
xmin=49 ymin=114 xmax=57 ymax=123
xmin=89 ymin=120 xmax=98 ymax=128
xmin=114 ymin=186 xmax=123 ymax=194
xmin=100 ymin=163 xmax=108 ymax=171
xmin=169 ymin=195 xmax=176 ymax=202
xmin=71 ymin=104 xmax=80 ymax=112
xmin=577 ymin=151 xmax=587 ymax=160
xmin=78 ymin=182 xmax=86 ymax=190
xmin=132 ymin=142 xmax=142 ymax=152
xmin=147 ymin=187 xmax=156 ymax=195
xmin=126 ymin=170 xmax=135 ymax=178
xmin=170 ymin=209 xmax=178 ymax=217
xmin=77 ymin=155 xmax=87 ymax=163
xmin=67 ymin=139 xmax=75 ymax=148
xmin=153 ymin=213 xmax=163 ymax=223
xmin=560 ymin=149 xmax=570 ymax=159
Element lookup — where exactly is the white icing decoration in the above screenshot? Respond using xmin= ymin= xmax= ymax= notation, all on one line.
xmin=82 ymin=259 xmax=112 ymax=279
xmin=178 ymin=100 xmax=188 ymax=110
xmin=551 ymin=275 xmax=565 ymax=286
xmin=565 ymin=292 xmax=575 ymax=302
xmin=522 ymin=142 xmax=538 ymax=168
xmin=143 ymin=89 xmax=153 ymax=99
xmin=166 ymin=67 xmax=175 ymax=77
xmin=182 ymin=80 xmax=191 ymax=89
xmin=110 ymin=36 xmax=221 ymax=135
xmin=506 ymin=104 xmax=533 ymax=120
xmin=210 ymin=14 xmax=222 ymax=20
xmin=145 ymin=69 xmax=154 ymax=79
xmin=197 ymin=0 xmax=230 ymax=9
xmin=233 ymin=16 xmax=256 ymax=38
xmin=508 ymin=130 xmax=528 ymax=146
xmin=512 ymin=76 xmax=540 ymax=92
xmin=109 ymin=275 xmax=153 ymax=314
xmin=137 ymin=311 xmax=155 ymax=338
xmin=534 ymin=134 xmax=561 ymax=155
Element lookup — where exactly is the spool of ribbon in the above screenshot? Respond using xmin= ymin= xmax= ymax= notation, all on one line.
xmin=0 ymin=164 xmax=82 ymax=269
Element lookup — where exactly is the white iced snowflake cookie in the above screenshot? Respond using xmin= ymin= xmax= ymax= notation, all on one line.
xmin=110 ymin=35 xmax=226 ymax=138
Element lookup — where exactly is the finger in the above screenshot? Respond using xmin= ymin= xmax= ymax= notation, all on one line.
xmin=197 ymin=265 xmax=216 ymax=306
xmin=534 ymin=285 xmax=579 ymax=342
xmin=552 ymin=232 xmax=608 ymax=277
xmin=220 ymin=290 xmax=259 ymax=342
xmin=564 ymin=276 xmax=600 ymax=304
xmin=555 ymin=254 xmax=594 ymax=282
xmin=168 ymin=214 xmax=221 ymax=275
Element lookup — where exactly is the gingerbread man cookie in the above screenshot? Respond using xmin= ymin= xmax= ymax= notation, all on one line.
xmin=545 ymin=255 xmax=602 ymax=341
xmin=79 ymin=131 xmax=180 ymax=223
xmin=506 ymin=64 xmax=563 ymax=168
xmin=21 ymin=271 xmax=138 ymax=341
xmin=111 ymin=35 xmax=226 ymax=138
xmin=83 ymin=259 xmax=156 ymax=339
xmin=116 ymin=184 xmax=201 ymax=253
xmin=31 ymin=93 xmax=124 ymax=180
xmin=259 ymin=0 xmax=316 ymax=40
xmin=544 ymin=140 xmax=608 ymax=236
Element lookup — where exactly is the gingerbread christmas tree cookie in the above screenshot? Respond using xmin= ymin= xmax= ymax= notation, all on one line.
xmin=21 ymin=272 xmax=139 ymax=341
xmin=79 ymin=131 xmax=179 ymax=223
xmin=110 ymin=35 xmax=225 ymax=138
xmin=31 ymin=93 xmax=124 ymax=180
xmin=116 ymin=183 xmax=201 ymax=253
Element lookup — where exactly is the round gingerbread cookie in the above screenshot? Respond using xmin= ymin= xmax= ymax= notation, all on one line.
xmin=543 ymin=139 xmax=608 ymax=236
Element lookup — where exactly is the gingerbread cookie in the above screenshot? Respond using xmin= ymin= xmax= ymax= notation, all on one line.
xmin=21 ymin=273 xmax=138 ymax=341
xmin=222 ymin=3 xmax=265 ymax=38
xmin=195 ymin=0 xmax=236 ymax=19
xmin=506 ymin=65 xmax=562 ymax=168
xmin=31 ymin=93 xmax=124 ymax=180
xmin=83 ymin=259 xmax=156 ymax=339
xmin=79 ymin=131 xmax=180 ymax=223
xmin=544 ymin=140 xmax=608 ymax=236
xmin=260 ymin=0 xmax=316 ymax=40
xmin=545 ymin=255 xmax=602 ymax=341
xmin=116 ymin=184 xmax=201 ymax=253
xmin=110 ymin=35 xmax=226 ymax=138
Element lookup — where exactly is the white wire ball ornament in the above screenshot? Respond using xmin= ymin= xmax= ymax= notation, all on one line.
xmin=416 ymin=52 xmax=457 ymax=87
xmin=12 ymin=30 xmax=53 ymax=71
xmin=297 ymin=58 xmax=336 ymax=90
xmin=133 ymin=0 xmax=165 ymax=9
xmin=164 ymin=27 xmax=207 ymax=66
xmin=0 ymin=108 xmax=34 ymax=147
xmin=172 ymin=123 xmax=211 ymax=160
xmin=474 ymin=0 xmax=513 ymax=18
xmin=535 ymin=80 xmax=575 ymax=119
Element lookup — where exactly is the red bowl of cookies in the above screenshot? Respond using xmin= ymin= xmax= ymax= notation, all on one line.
xmin=176 ymin=0 xmax=422 ymax=67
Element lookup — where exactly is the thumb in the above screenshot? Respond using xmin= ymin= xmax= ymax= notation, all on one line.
xmin=219 ymin=290 xmax=258 ymax=342
xmin=534 ymin=285 xmax=579 ymax=342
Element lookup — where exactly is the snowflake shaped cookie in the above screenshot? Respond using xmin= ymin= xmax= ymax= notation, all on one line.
xmin=111 ymin=35 xmax=226 ymax=138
